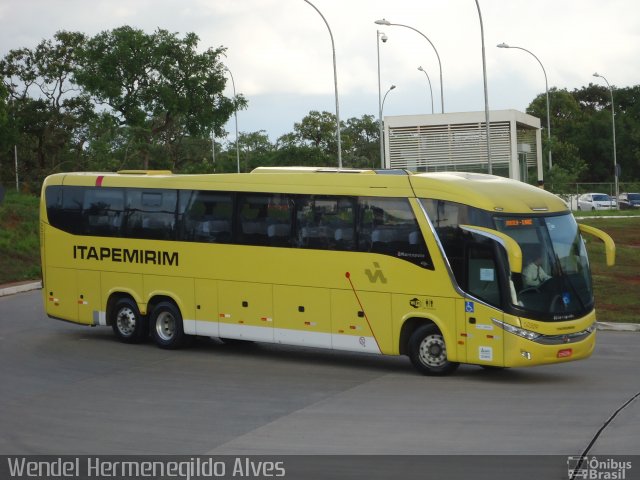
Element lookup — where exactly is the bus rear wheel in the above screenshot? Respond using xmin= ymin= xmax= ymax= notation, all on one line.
xmin=111 ymin=297 xmax=147 ymax=343
xmin=408 ymin=324 xmax=459 ymax=376
xmin=150 ymin=301 xmax=190 ymax=349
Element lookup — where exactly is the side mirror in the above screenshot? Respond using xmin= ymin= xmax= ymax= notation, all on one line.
xmin=578 ymin=223 xmax=616 ymax=266
xmin=460 ymin=225 xmax=522 ymax=273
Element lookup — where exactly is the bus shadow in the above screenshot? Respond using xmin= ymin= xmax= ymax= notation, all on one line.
xmin=191 ymin=336 xmax=414 ymax=375
xmin=52 ymin=329 xmax=586 ymax=384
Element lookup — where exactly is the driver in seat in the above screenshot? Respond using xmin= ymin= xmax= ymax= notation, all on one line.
xmin=522 ymin=253 xmax=552 ymax=288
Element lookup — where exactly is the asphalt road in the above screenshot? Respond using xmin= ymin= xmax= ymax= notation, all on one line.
xmin=1 ymin=290 xmax=638 ymax=461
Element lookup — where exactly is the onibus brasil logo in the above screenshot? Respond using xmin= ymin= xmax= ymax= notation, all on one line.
xmin=567 ymin=456 xmax=632 ymax=479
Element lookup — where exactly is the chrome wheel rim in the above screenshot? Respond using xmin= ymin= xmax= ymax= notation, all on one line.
xmin=116 ymin=307 xmax=137 ymax=337
xmin=155 ymin=311 xmax=176 ymax=341
xmin=418 ymin=334 xmax=447 ymax=367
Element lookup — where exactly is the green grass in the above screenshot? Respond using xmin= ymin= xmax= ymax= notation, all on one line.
xmin=578 ymin=216 xmax=640 ymax=323
xmin=0 ymin=191 xmax=41 ymax=284
xmin=1 ymin=192 xmax=638 ymax=323
xmin=574 ymin=209 xmax=640 ymax=218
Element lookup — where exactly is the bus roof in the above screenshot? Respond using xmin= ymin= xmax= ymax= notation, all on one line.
xmin=409 ymin=172 xmax=568 ymax=214
xmin=43 ymin=169 xmax=568 ymax=214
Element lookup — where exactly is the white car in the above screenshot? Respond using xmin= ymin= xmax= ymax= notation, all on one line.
xmin=577 ymin=193 xmax=617 ymax=211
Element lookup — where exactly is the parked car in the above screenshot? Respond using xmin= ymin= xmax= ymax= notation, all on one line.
xmin=618 ymin=193 xmax=640 ymax=209
xmin=577 ymin=193 xmax=617 ymax=210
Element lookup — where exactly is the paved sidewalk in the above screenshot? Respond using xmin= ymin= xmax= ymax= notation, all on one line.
xmin=0 ymin=280 xmax=42 ymax=297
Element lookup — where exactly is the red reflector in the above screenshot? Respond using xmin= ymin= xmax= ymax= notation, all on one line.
xmin=557 ymin=349 xmax=573 ymax=358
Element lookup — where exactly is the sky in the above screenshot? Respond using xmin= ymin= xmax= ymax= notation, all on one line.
xmin=1 ymin=0 xmax=639 ymax=142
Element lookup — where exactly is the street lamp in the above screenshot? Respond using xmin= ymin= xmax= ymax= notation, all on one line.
xmin=380 ymin=85 xmax=396 ymax=169
xmin=498 ymin=42 xmax=552 ymax=171
xmin=474 ymin=0 xmax=491 ymax=174
xmin=374 ymin=18 xmax=444 ymax=113
xmin=304 ymin=0 xmax=342 ymax=168
xmin=593 ymin=72 xmax=619 ymax=208
xmin=417 ymin=66 xmax=434 ymax=114
xmin=377 ymin=30 xmax=388 ymax=168
xmin=224 ymin=67 xmax=240 ymax=173
xmin=381 ymin=85 xmax=396 ymax=114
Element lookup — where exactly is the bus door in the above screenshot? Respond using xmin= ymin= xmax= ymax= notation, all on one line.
xmin=461 ymin=242 xmax=505 ymax=366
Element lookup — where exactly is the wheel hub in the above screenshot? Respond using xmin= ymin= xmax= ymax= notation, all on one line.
xmin=419 ymin=334 xmax=447 ymax=367
xmin=155 ymin=311 xmax=176 ymax=341
xmin=116 ymin=308 xmax=136 ymax=336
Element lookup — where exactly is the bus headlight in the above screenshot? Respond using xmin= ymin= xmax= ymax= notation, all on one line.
xmin=492 ymin=319 xmax=541 ymax=341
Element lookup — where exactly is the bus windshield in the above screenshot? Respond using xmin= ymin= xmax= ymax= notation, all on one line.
xmin=494 ymin=214 xmax=593 ymax=321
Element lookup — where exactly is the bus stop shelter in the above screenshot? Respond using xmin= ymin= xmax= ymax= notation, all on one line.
xmin=383 ymin=110 xmax=543 ymax=185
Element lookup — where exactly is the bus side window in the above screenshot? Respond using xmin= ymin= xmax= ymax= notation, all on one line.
xmin=236 ymin=193 xmax=293 ymax=247
xmin=358 ymin=197 xmax=432 ymax=268
xmin=46 ymin=185 xmax=85 ymax=235
xmin=82 ymin=188 xmax=125 ymax=237
xmin=181 ymin=190 xmax=233 ymax=243
xmin=237 ymin=194 xmax=269 ymax=246
xmin=266 ymin=194 xmax=293 ymax=247
xmin=466 ymin=241 xmax=502 ymax=307
xmin=295 ymin=195 xmax=355 ymax=251
xmin=124 ymin=189 xmax=178 ymax=240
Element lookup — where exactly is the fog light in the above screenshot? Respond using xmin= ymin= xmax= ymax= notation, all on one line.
xmin=521 ymin=350 xmax=532 ymax=360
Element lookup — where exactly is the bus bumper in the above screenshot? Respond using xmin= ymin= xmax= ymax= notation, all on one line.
xmin=502 ymin=330 xmax=596 ymax=368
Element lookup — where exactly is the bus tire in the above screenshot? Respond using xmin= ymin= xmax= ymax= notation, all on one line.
xmin=111 ymin=297 xmax=147 ymax=343
xmin=408 ymin=323 xmax=459 ymax=376
xmin=149 ymin=301 xmax=190 ymax=349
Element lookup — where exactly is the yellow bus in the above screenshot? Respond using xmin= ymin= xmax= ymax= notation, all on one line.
xmin=40 ymin=168 xmax=615 ymax=375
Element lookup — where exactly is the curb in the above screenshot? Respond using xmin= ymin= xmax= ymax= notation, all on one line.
xmin=0 ymin=281 xmax=42 ymax=298
xmin=597 ymin=322 xmax=640 ymax=332
xmin=0 ymin=281 xmax=638 ymax=332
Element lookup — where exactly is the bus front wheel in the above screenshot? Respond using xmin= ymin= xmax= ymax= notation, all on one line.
xmin=111 ymin=297 xmax=147 ymax=343
xmin=149 ymin=301 xmax=190 ymax=349
xmin=408 ymin=324 xmax=459 ymax=376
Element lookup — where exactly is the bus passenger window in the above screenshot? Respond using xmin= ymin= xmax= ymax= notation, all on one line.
xmin=46 ymin=185 xmax=85 ymax=235
xmin=266 ymin=194 xmax=293 ymax=247
xmin=358 ymin=197 xmax=432 ymax=268
xmin=82 ymin=188 xmax=125 ymax=237
xmin=181 ymin=191 xmax=233 ymax=243
xmin=238 ymin=194 xmax=292 ymax=247
xmin=295 ymin=196 xmax=355 ymax=251
xmin=124 ymin=189 xmax=178 ymax=240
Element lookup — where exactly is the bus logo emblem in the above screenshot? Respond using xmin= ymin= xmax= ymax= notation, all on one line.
xmin=365 ymin=262 xmax=387 ymax=284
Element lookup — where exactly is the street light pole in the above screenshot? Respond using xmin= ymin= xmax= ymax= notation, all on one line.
xmin=377 ymin=30 xmax=388 ymax=168
xmin=380 ymin=85 xmax=396 ymax=169
xmin=374 ymin=19 xmax=444 ymax=113
xmin=497 ymin=42 xmax=552 ymax=171
xmin=475 ymin=0 xmax=491 ymax=174
xmin=382 ymin=85 xmax=396 ymax=116
xmin=417 ymin=66 xmax=434 ymax=114
xmin=224 ymin=67 xmax=240 ymax=173
xmin=304 ymin=0 xmax=342 ymax=168
xmin=593 ymin=72 xmax=619 ymax=209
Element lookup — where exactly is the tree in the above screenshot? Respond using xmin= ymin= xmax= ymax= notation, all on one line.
xmin=0 ymin=31 xmax=95 ymax=189
xmin=74 ymin=26 xmax=244 ymax=169
xmin=342 ymin=114 xmax=379 ymax=168
xmin=293 ymin=110 xmax=339 ymax=151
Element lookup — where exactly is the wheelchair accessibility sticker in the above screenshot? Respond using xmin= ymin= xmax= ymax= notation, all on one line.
xmin=465 ymin=301 xmax=475 ymax=313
